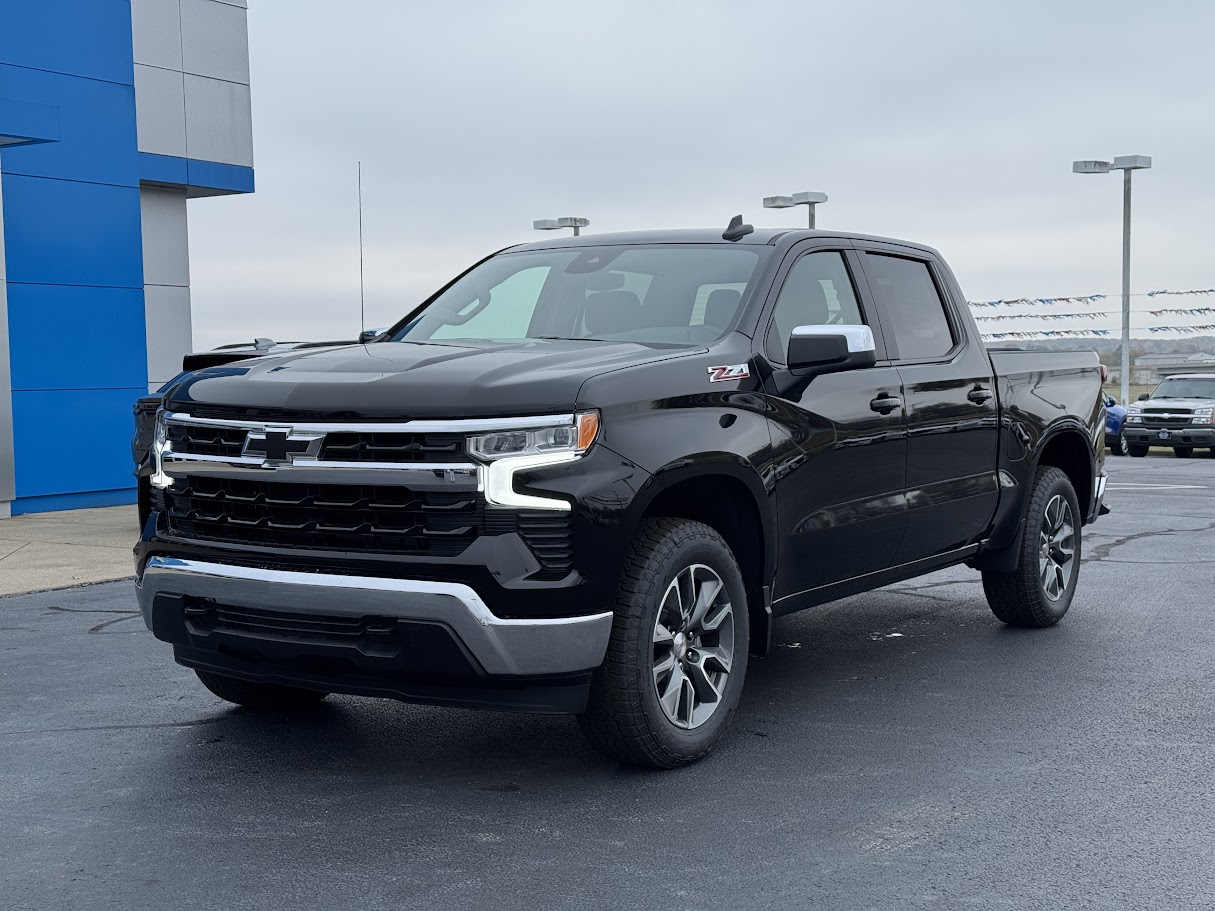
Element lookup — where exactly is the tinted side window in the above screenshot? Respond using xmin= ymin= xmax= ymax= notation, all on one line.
xmin=863 ymin=254 xmax=955 ymax=360
xmin=766 ymin=252 xmax=865 ymax=362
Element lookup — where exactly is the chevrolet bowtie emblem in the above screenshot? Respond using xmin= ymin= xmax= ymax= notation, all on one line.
xmin=242 ymin=427 xmax=324 ymax=466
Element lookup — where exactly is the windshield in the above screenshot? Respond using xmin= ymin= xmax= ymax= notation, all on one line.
xmin=387 ymin=245 xmax=765 ymax=346
xmin=1150 ymin=376 xmax=1215 ymax=399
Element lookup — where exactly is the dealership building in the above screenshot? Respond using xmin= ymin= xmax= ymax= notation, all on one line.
xmin=0 ymin=0 xmax=254 ymax=516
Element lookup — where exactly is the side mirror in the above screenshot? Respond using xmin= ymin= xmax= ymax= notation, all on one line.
xmin=359 ymin=327 xmax=388 ymax=344
xmin=1137 ymin=392 xmax=1150 ymax=401
xmin=787 ymin=325 xmax=877 ymax=375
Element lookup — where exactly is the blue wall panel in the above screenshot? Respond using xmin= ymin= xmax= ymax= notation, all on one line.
xmin=11 ymin=388 xmax=146 ymax=500
xmin=0 ymin=0 xmax=135 ymax=86
xmin=0 ymin=64 xmax=138 ymax=187
xmin=7 ymin=285 xmax=148 ymax=391
xmin=1 ymin=173 xmax=143 ymax=289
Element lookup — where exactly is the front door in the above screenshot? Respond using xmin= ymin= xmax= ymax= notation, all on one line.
xmin=760 ymin=245 xmax=909 ymax=605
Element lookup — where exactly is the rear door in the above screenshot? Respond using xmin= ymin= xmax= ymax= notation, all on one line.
xmin=758 ymin=241 xmax=909 ymax=603
xmin=855 ymin=245 xmax=1000 ymax=563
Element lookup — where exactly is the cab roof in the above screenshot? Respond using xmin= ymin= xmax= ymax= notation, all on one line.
xmin=511 ymin=227 xmax=940 ymax=257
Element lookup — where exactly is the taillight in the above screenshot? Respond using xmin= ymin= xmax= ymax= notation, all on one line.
xmin=1099 ymin=364 xmax=1109 ymax=383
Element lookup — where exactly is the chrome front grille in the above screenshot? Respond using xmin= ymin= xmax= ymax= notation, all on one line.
xmin=152 ymin=411 xmax=577 ymax=574
xmin=1142 ymin=409 xmax=1194 ymax=430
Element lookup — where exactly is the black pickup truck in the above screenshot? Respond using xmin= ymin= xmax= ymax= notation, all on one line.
xmin=135 ymin=221 xmax=1108 ymax=768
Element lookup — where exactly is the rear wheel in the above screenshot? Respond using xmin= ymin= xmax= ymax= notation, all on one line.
xmin=1175 ymin=447 xmax=1193 ymax=459
xmin=1128 ymin=444 xmax=1149 ymax=458
xmin=195 ymin=669 xmax=329 ymax=710
xmin=1108 ymin=431 xmax=1129 ymax=457
xmin=982 ymin=466 xmax=1081 ymax=628
xmin=579 ymin=518 xmax=749 ymax=768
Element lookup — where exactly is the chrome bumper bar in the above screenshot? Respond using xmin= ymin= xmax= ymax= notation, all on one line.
xmin=136 ymin=557 xmax=612 ymax=677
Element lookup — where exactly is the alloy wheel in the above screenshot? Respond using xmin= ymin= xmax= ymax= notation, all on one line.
xmin=652 ymin=564 xmax=735 ymax=729
xmin=1038 ymin=494 xmax=1076 ymax=602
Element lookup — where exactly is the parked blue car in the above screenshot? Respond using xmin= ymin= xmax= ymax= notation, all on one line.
xmin=1104 ymin=394 xmax=1129 ymax=456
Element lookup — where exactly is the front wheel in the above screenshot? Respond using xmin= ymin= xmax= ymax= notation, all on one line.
xmin=982 ymin=466 xmax=1082 ymax=628
xmin=1108 ymin=431 xmax=1130 ymax=457
xmin=1175 ymin=447 xmax=1193 ymax=459
xmin=578 ymin=518 xmax=749 ymax=768
xmin=1128 ymin=444 xmax=1149 ymax=458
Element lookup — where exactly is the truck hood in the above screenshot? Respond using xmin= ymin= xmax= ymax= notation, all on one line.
xmin=168 ymin=339 xmax=699 ymax=419
xmin=1136 ymin=397 xmax=1215 ymax=410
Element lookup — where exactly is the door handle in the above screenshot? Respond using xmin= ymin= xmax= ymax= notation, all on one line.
xmin=869 ymin=394 xmax=903 ymax=415
xmin=967 ymin=386 xmax=993 ymax=405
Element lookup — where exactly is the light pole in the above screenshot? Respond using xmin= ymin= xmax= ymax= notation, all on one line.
xmin=763 ymin=191 xmax=828 ymax=228
xmin=533 ymin=216 xmax=590 ymax=237
xmin=1072 ymin=155 xmax=1152 ymax=405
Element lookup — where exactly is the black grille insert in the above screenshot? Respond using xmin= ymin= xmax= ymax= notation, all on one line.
xmin=320 ymin=431 xmax=466 ymax=463
xmin=167 ymin=423 xmax=248 ymax=459
xmin=164 ymin=475 xmax=481 ymax=556
xmin=517 ymin=511 xmax=574 ymax=580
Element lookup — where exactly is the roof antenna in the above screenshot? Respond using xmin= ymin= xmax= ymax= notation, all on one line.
xmin=722 ymin=214 xmax=754 ymax=242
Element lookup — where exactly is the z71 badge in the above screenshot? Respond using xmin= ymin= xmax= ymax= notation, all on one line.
xmin=707 ymin=364 xmax=750 ymax=383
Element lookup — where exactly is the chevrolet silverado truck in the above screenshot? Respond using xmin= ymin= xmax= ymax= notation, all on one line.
xmin=1122 ymin=373 xmax=1215 ymax=458
xmin=134 ymin=220 xmax=1108 ymax=768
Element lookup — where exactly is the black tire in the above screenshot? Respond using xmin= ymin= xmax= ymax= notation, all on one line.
xmin=1108 ymin=432 xmax=1129 ymax=456
xmin=1128 ymin=444 xmax=1149 ymax=458
xmin=578 ymin=518 xmax=749 ymax=769
xmin=1174 ymin=447 xmax=1193 ymax=459
xmin=195 ymin=669 xmax=329 ymax=710
xmin=981 ymin=466 xmax=1082 ymax=628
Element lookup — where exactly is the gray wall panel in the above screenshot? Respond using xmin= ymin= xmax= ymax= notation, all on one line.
xmin=131 ymin=0 xmax=184 ymax=71
xmin=140 ymin=188 xmax=193 ymax=390
xmin=181 ymin=0 xmax=251 ymax=85
xmin=184 ymin=75 xmax=254 ymax=167
xmin=144 ymin=286 xmax=193 ymax=390
xmin=134 ymin=64 xmax=188 ymax=157
xmin=140 ymin=188 xmax=190 ymax=288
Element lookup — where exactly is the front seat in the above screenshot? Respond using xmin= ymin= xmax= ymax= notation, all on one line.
xmin=584 ymin=289 xmax=643 ymax=336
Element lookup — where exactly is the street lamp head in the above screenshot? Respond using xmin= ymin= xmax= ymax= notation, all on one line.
xmin=556 ymin=217 xmax=590 ymax=229
xmin=1111 ymin=155 xmax=1152 ymax=171
xmin=762 ymin=195 xmax=796 ymax=209
xmin=533 ymin=219 xmax=560 ymax=230
xmin=792 ymin=191 xmax=828 ymax=205
xmin=1073 ymin=160 xmax=1111 ymax=174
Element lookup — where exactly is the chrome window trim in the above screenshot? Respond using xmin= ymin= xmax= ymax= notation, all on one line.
xmin=164 ymin=411 xmax=575 ymax=434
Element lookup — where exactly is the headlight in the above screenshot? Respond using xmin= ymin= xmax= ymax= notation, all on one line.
xmin=468 ymin=412 xmax=599 ymax=460
xmin=1126 ymin=406 xmax=1141 ymax=414
xmin=1193 ymin=407 xmax=1213 ymax=416
xmin=1126 ymin=416 xmax=1142 ymax=424
xmin=473 ymin=412 xmax=600 ymax=511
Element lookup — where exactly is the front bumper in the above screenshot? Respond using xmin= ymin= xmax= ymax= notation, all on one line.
xmin=1124 ymin=426 xmax=1215 ymax=448
xmin=137 ymin=557 xmax=614 ymax=712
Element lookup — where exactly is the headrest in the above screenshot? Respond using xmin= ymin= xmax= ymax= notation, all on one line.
xmin=704 ymin=288 xmax=742 ymax=330
xmin=584 ymin=289 xmax=643 ymax=335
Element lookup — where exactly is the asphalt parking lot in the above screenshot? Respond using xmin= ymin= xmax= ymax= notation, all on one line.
xmin=3 ymin=452 xmax=1215 ymax=911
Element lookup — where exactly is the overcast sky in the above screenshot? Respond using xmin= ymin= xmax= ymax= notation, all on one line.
xmin=186 ymin=0 xmax=1215 ymax=349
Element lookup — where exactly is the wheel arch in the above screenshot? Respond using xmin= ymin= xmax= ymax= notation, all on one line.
xmin=627 ymin=456 xmax=776 ymax=655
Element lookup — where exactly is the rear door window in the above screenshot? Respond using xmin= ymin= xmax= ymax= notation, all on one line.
xmin=862 ymin=254 xmax=956 ymax=360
